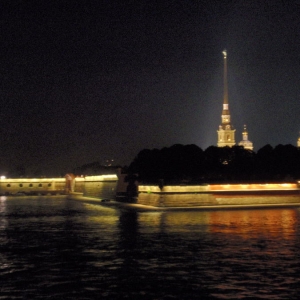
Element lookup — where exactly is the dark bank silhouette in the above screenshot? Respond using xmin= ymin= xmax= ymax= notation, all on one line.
xmin=128 ymin=144 xmax=300 ymax=184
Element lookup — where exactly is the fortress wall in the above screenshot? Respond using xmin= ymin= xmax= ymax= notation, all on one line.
xmin=138 ymin=183 xmax=300 ymax=194
xmin=137 ymin=183 xmax=300 ymax=207
xmin=0 ymin=175 xmax=117 ymax=195
xmin=138 ymin=192 xmax=216 ymax=207
xmin=0 ymin=178 xmax=66 ymax=194
xmin=138 ymin=185 xmax=216 ymax=207
xmin=138 ymin=192 xmax=300 ymax=207
xmin=209 ymin=183 xmax=299 ymax=192
xmin=138 ymin=185 xmax=209 ymax=194
xmin=84 ymin=175 xmax=118 ymax=182
xmin=214 ymin=195 xmax=300 ymax=206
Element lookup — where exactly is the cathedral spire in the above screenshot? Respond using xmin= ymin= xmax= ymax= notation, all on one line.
xmin=221 ymin=50 xmax=230 ymax=118
xmin=222 ymin=50 xmax=228 ymax=106
xmin=217 ymin=50 xmax=236 ymax=147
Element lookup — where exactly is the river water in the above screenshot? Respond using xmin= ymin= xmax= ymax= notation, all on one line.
xmin=1 ymin=184 xmax=300 ymax=299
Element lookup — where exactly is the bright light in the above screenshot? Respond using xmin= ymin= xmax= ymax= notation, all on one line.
xmin=0 ymin=176 xmax=6 ymax=180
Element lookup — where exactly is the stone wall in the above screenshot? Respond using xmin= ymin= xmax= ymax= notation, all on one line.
xmin=0 ymin=178 xmax=66 ymax=195
xmin=138 ymin=192 xmax=300 ymax=207
xmin=0 ymin=175 xmax=117 ymax=195
xmin=138 ymin=192 xmax=217 ymax=207
xmin=137 ymin=184 xmax=300 ymax=207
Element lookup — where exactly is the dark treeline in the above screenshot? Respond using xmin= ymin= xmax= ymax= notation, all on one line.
xmin=128 ymin=144 xmax=300 ymax=184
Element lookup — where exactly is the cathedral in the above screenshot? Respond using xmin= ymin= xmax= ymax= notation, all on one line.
xmin=239 ymin=125 xmax=253 ymax=151
xmin=217 ymin=50 xmax=253 ymax=151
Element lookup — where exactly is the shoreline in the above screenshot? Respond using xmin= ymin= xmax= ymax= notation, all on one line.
xmin=69 ymin=195 xmax=300 ymax=212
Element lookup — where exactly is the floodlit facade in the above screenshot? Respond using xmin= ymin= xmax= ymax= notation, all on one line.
xmin=239 ymin=125 xmax=253 ymax=150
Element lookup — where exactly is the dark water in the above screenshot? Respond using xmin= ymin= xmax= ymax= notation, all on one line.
xmin=1 ymin=193 xmax=300 ymax=299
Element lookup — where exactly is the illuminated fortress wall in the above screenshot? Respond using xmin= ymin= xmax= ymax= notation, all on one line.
xmin=137 ymin=183 xmax=300 ymax=207
xmin=0 ymin=178 xmax=66 ymax=195
xmin=0 ymin=175 xmax=117 ymax=195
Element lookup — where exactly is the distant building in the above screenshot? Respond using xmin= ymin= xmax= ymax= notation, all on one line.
xmin=217 ymin=50 xmax=236 ymax=147
xmin=298 ymin=132 xmax=300 ymax=147
xmin=239 ymin=125 xmax=253 ymax=150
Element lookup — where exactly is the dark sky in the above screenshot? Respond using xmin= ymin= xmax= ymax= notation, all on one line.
xmin=1 ymin=0 xmax=300 ymax=176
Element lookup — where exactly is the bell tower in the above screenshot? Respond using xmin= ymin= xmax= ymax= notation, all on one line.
xmin=238 ymin=125 xmax=253 ymax=150
xmin=217 ymin=50 xmax=236 ymax=147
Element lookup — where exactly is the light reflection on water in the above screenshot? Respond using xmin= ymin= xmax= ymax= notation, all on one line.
xmin=0 ymin=193 xmax=300 ymax=299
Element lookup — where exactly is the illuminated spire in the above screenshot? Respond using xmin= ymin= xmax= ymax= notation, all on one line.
xmin=222 ymin=50 xmax=228 ymax=106
xmin=217 ymin=50 xmax=236 ymax=147
xmin=221 ymin=49 xmax=230 ymax=119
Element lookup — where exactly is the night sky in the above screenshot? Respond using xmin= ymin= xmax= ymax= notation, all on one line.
xmin=1 ymin=1 xmax=300 ymax=176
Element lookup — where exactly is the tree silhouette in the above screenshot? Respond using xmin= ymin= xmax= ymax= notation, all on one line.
xmin=128 ymin=144 xmax=300 ymax=184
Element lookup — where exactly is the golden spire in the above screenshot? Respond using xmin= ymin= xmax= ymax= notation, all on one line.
xmin=217 ymin=50 xmax=236 ymax=147
xmin=221 ymin=50 xmax=230 ymax=121
xmin=222 ymin=50 xmax=228 ymax=106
